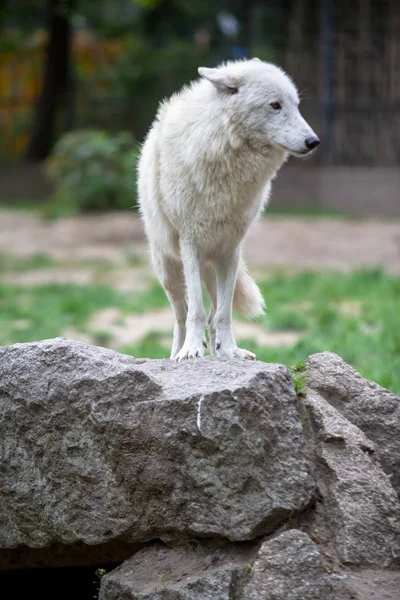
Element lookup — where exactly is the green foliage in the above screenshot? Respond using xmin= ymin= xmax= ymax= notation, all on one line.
xmin=45 ymin=130 xmax=138 ymax=216
xmin=288 ymin=361 xmax=307 ymax=397
xmin=93 ymin=567 xmax=106 ymax=599
xmin=0 ymin=252 xmax=59 ymax=272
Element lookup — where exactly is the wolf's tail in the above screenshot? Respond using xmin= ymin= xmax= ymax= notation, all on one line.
xmin=233 ymin=259 xmax=265 ymax=318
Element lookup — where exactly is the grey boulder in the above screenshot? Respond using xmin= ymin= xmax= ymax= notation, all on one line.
xmin=99 ymin=541 xmax=253 ymax=600
xmin=100 ymin=530 xmax=333 ymax=600
xmin=245 ymin=530 xmax=334 ymax=600
xmin=306 ymin=351 xmax=400 ymax=495
xmin=0 ymin=338 xmax=315 ymax=559
xmin=302 ymin=390 xmax=400 ymax=566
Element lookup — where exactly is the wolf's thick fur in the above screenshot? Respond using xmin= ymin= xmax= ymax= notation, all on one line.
xmin=138 ymin=59 xmax=318 ymax=360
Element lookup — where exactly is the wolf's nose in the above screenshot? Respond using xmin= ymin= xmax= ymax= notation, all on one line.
xmin=305 ymin=136 xmax=320 ymax=150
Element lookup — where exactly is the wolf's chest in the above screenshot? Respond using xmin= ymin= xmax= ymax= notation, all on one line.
xmin=189 ymin=190 xmax=263 ymax=252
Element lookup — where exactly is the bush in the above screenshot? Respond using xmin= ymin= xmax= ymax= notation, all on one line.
xmin=45 ymin=129 xmax=138 ymax=216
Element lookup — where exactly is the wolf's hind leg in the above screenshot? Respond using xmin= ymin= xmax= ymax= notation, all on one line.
xmin=151 ymin=247 xmax=187 ymax=359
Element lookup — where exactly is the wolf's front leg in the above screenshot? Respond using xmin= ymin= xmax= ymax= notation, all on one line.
xmin=214 ymin=248 xmax=256 ymax=360
xmin=175 ymin=240 xmax=206 ymax=361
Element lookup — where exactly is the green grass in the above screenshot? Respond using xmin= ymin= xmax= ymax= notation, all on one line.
xmin=0 ymin=252 xmax=119 ymax=273
xmin=0 ymin=281 xmax=168 ymax=346
xmin=120 ymin=332 xmax=172 ymax=360
xmin=0 ymin=252 xmax=60 ymax=271
xmin=1 ymin=268 xmax=399 ymax=394
xmin=244 ymin=269 xmax=400 ymax=393
xmin=288 ymin=361 xmax=307 ymax=397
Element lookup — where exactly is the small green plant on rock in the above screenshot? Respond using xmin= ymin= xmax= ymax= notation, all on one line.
xmin=93 ymin=567 xmax=106 ymax=599
xmin=288 ymin=360 xmax=307 ymax=397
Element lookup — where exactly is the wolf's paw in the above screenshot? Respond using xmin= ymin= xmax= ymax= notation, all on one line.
xmin=175 ymin=344 xmax=205 ymax=362
xmin=232 ymin=347 xmax=256 ymax=360
xmin=217 ymin=344 xmax=256 ymax=360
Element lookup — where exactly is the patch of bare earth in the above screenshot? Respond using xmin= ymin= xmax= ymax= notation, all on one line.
xmin=245 ymin=216 xmax=400 ymax=273
xmin=2 ymin=211 xmax=400 ymax=272
xmin=0 ymin=210 xmax=146 ymax=263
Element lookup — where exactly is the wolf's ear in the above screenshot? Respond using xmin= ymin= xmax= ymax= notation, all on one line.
xmin=198 ymin=67 xmax=239 ymax=93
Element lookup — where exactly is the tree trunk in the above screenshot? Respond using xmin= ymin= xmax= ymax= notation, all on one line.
xmin=26 ymin=0 xmax=75 ymax=161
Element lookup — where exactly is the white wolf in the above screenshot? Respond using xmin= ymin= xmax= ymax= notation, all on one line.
xmin=138 ymin=58 xmax=319 ymax=361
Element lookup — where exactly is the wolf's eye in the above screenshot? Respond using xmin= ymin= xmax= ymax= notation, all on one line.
xmin=270 ymin=102 xmax=281 ymax=110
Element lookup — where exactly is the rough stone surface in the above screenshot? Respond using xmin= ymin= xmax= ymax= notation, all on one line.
xmin=0 ymin=338 xmax=314 ymax=564
xmin=303 ymin=391 xmax=400 ymax=566
xmin=100 ymin=531 xmax=334 ymax=600
xmin=245 ymin=530 xmax=334 ymax=600
xmin=99 ymin=541 xmax=255 ymax=600
xmin=306 ymin=351 xmax=400 ymax=494
xmin=3 ymin=338 xmax=400 ymax=592
xmin=342 ymin=569 xmax=400 ymax=600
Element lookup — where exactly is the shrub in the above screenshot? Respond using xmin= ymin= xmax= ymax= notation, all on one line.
xmin=45 ymin=129 xmax=138 ymax=216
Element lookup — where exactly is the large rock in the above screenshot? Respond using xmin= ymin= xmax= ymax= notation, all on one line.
xmin=302 ymin=391 xmax=400 ymax=566
xmin=0 ymin=338 xmax=315 ymax=567
xmin=99 ymin=541 xmax=254 ymax=600
xmin=244 ymin=530 xmax=334 ymax=600
xmin=100 ymin=531 xmax=333 ymax=600
xmin=306 ymin=351 xmax=400 ymax=494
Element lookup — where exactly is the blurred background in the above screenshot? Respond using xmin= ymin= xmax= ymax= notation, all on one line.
xmin=0 ymin=0 xmax=400 ymax=393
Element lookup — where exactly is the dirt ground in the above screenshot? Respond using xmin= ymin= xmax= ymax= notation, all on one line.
xmin=1 ymin=210 xmax=400 ymax=272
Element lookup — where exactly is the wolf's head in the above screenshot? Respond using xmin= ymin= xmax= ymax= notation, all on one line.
xmin=198 ymin=59 xmax=319 ymax=156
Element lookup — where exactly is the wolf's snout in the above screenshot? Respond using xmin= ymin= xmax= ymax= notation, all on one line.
xmin=305 ymin=136 xmax=320 ymax=151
